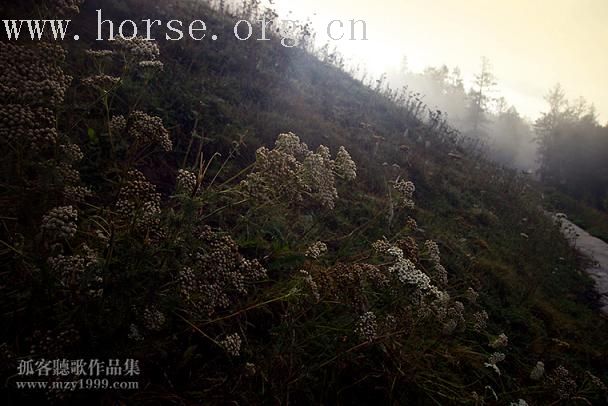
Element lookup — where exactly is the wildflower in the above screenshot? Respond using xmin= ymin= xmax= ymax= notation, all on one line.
xmin=81 ymin=74 xmax=120 ymax=91
xmin=472 ymin=310 xmax=489 ymax=332
xmin=274 ymin=132 xmax=310 ymax=158
xmin=424 ymin=240 xmax=441 ymax=265
xmin=548 ymin=365 xmax=577 ymax=400
xmin=490 ymin=333 xmax=509 ymax=349
xmin=129 ymin=111 xmax=172 ymax=151
xmin=143 ymin=307 xmax=166 ymax=332
xmin=219 ymin=333 xmax=242 ymax=357
xmin=0 ymin=104 xmax=57 ymax=147
xmin=305 ymin=241 xmax=328 ymax=259
xmin=113 ymin=36 xmax=160 ymax=62
xmin=333 ymin=146 xmax=357 ymax=180
xmin=241 ymin=147 xmax=305 ymax=204
xmin=371 ymin=237 xmax=392 ymax=255
xmin=176 ymin=169 xmax=197 ymax=194
xmin=48 ymin=248 xmax=97 ymax=291
xmin=42 ymin=206 xmax=78 ymax=239
xmin=392 ymin=178 xmax=415 ymax=209
xmin=0 ymin=42 xmax=71 ymax=107
xmin=242 ymin=133 xmax=356 ymax=209
xmin=484 ymin=352 xmax=506 ymax=375
xmin=396 ymin=237 xmax=419 ymax=261
xmin=115 ymin=169 xmax=162 ymax=230
xmin=405 ymin=217 xmax=418 ymax=230
xmin=84 ymin=49 xmax=114 ymax=58
xmin=109 ymin=115 xmax=127 ymax=134
xmin=299 ymin=270 xmax=320 ymax=301
xmin=178 ymin=227 xmax=267 ymax=316
xmin=64 ymin=185 xmax=93 ymax=203
xmin=301 ymin=148 xmax=338 ymax=209
xmin=138 ymin=60 xmax=164 ymax=71
xmin=60 ymin=143 xmax=84 ymax=163
xmin=56 ymin=163 xmax=80 ymax=184
xmin=355 ymin=312 xmax=378 ymax=342
xmin=530 ymin=361 xmax=545 ymax=380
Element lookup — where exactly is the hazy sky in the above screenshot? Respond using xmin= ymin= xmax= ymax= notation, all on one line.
xmin=270 ymin=0 xmax=608 ymax=122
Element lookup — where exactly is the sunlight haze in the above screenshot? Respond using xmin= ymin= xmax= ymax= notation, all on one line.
xmin=272 ymin=0 xmax=608 ymax=122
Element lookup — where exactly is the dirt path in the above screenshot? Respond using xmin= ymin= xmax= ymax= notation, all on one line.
xmin=558 ymin=217 xmax=608 ymax=315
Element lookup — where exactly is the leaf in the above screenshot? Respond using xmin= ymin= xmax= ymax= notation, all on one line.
xmin=87 ymin=127 xmax=98 ymax=144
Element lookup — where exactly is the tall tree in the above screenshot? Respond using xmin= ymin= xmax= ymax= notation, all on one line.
xmin=466 ymin=57 xmax=497 ymax=137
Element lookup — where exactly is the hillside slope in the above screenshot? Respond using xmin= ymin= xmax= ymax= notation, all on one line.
xmin=1 ymin=0 xmax=607 ymax=404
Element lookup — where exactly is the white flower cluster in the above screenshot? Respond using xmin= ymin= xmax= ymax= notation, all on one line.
xmin=424 ymin=240 xmax=447 ymax=287
xmin=299 ymin=270 xmax=320 ymax=301
xmin=0 ymin=42 xmax=73 ymax=157
xmin=472 ymin=310 xmax=489 ymax=332
xmin=274 ymin=132 xmax=310 ymax=158
xmin=371 ymin=237 xmax=392 ymax=255
xmin=85 ymin=49 xmax=114 ymax=59
xmin=176 ymin=169 xmax=197 ymax=195
xmin=241 ymin=133 xmax=357 ymax=209
xmin=484 ymin=352 xmax=506 ymax=375
xmin=177 ymin=227 xmax=267 ymax=316
xmin=319 ymin=263 xmax=389 ymax=312
xmin=392 ymin=178 xmax=416 ymax=209
xmin=242 ymin=146 xmax=305 ymax=203
xmin=42 ymin=205 xmax=78 ymax=240
xmin=81 ymin=74 xmax=120 ymax=91
xmin=113 ymin=36 xmax=161 ymax=63
xmin=109 ymin=115 xmax=127 ymax=134
xmin=63 ymin=185 xmax=93 ymax=203
xmin=386 ymin=245 xmax=444 ymax=299
xmin=425 ymin=240 xmax=440 ymax=264
xmin=138 ymin=60 xmax=164 ymax=72
xmin=305 ymin=241 xmax=328 ymax=259
xmin=548 ymin=365 xmax=577 ymax=400
xmin=439 ymin=300 xmax=465 ymax=335
xmin=48 ymin=245 xmax=99 ymax=294
xmin=219 ymin=333 xmax=242 ymax=357
xmin=354 ymin=311 xmax=378 ymax=342
xmin=0 ymin=104 xmax=57 ymax=147
xmin=301 ymin=146 xmax=338 ymax=208
xmin=115 ymin=170 xmax=162 ymax=231
xmin=56 ymin=142 xmax=92 ymax=203
xmin=129 ymin=111 xmax=172 ymax=151
xmin=143 ymin=307 xmax=166 ymax=332
xmin=333 ymin=146 xmax=357 ymax=181
xmin=0 ymin=42 xmax=71 ymax=108
xmin=489 ymin=333 xmax=509 ymax=349
xmin=60 ymin=143 xmax=84 ymax=163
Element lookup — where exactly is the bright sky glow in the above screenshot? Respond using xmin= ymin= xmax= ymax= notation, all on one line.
xmin=269 ymin=0 xmax=608 ymax=122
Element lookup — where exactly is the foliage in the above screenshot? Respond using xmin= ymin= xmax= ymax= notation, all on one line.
xmin=0 ymin=0 xmax=607 ymax=405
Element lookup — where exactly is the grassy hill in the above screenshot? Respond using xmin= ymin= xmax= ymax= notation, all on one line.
xmin=1 ymin=0 xmax=607 ymax=404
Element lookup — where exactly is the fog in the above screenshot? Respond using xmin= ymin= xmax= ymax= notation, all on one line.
xmin=261 ymin=0 xmax=608 ymax=171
